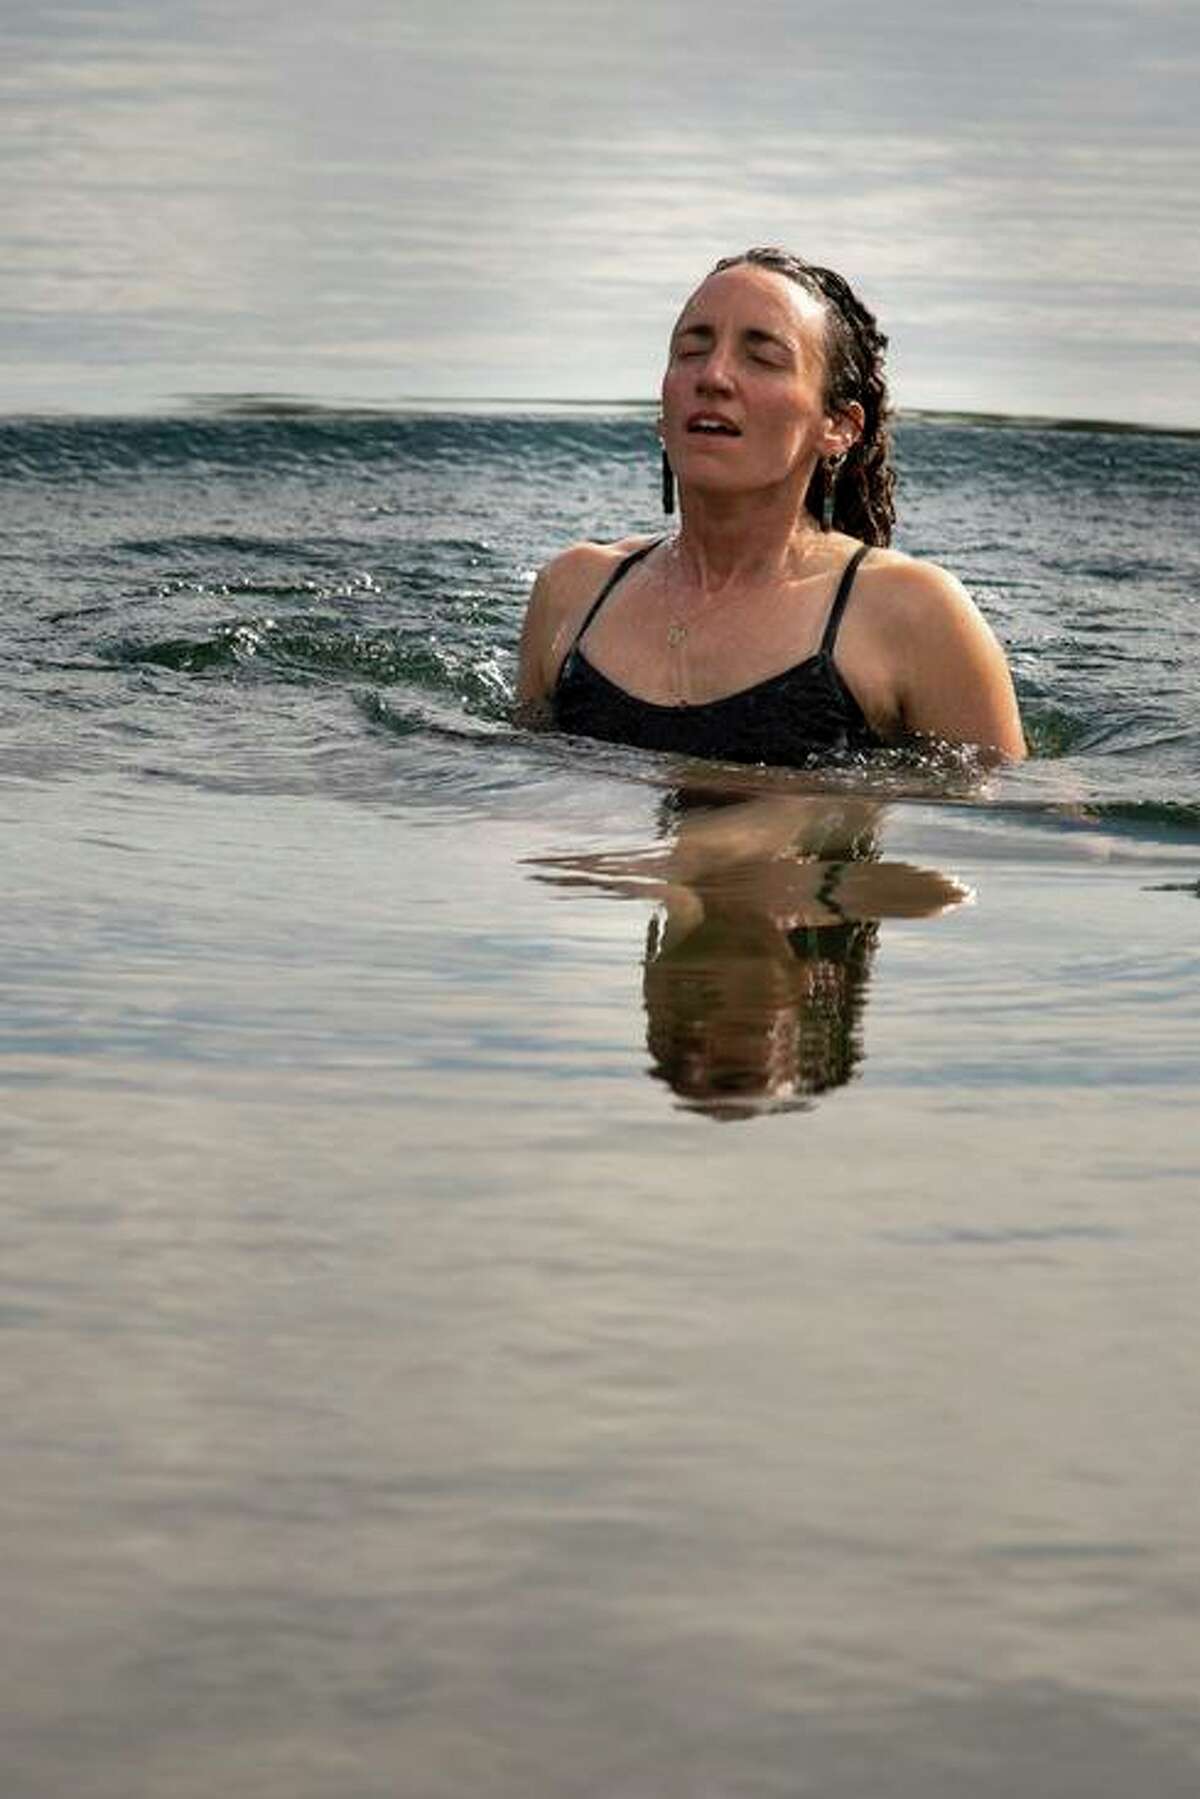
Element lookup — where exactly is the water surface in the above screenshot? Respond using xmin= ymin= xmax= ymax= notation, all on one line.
xmin=3 ymin=408 xmax=1199 ymax=1795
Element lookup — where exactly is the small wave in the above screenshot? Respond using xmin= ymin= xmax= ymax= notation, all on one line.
xmin=0 ymin=411 xmax=658 ymax=481
xmin=357 ymin=690 xmax=508 ymax=742
xmin=109 ymin=617 xmax=513 ymax=713
xmin=1020 ymin=703 xmax=1090 ymax=759
xmin=118 ymin=533 xmax=314 ymax=558
xmin=149 ymin=572 xmax=383 ymax=605
xmin=119 ymin=533 xmax=395 ymax=574
xmin=111 ymin=617 xmax=427 ymax=681
xmin=903 ymin=406 xmax=1200 ymax=441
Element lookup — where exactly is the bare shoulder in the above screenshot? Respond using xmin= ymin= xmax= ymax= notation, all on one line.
xmin=847 ymin=545 xmax=1026 ymax=759
xmin=518 ymin=534 xmax=658 ymax=707
xmin=534 ymin=534 xmax=658 ymax=612
xmin=853 ymin=545 xmax=1011 ymax=662
xmin=855 ymin=545 xmax=979 ymax=623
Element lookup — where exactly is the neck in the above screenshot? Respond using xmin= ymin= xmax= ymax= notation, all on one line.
xmin=671 ymin=482 xmax=825 ymax=593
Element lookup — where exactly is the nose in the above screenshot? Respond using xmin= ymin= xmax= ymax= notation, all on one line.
xmin=695 ymin=344 xmax=736 ymax=395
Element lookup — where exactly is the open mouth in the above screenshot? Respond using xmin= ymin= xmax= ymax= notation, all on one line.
xmin=686 ymin=415 xmax=741 ymax=437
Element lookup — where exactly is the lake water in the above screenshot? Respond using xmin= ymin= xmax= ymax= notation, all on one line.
xmin=3 ymin=407 xmax=1200 ymax=1795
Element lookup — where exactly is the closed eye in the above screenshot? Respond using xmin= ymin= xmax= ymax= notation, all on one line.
xmin=745 ymin=332 xmax=792 ymax=366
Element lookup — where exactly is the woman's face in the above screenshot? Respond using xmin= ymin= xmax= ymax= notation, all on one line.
xmin=660 ymin=263 xmax=854 ymax=502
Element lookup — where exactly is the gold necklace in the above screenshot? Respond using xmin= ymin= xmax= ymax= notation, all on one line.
xmin=661 ymin=541 xmax=714 ymax=651
xmin=659 ymin=545 xmax=698 ymax=704
xmin=662 ymin=533 xmax=828 ymax=651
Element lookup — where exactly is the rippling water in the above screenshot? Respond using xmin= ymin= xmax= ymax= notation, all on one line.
xmin=7 ymin=407 xmax=1199 ymax=798
xmin=4 ymin=407 xmax=1200 ymax=1795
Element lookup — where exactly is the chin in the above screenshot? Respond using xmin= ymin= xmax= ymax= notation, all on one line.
xmin=671 ymin=445 xmax=745 ymax=480
xmin=676 ymin=466 xmax=767 ymax=502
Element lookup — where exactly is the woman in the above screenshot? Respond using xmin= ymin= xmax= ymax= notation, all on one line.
xmin=517 ymin=247 xmax=1026 ymax=766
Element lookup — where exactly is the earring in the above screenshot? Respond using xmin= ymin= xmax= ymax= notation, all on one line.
xmin=661 ymin=449 xmax=675 ymax=516
xmin=821 ymin=453 xmax=845 ymax=532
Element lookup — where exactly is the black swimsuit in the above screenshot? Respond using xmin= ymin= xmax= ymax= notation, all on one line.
xmin=553 ymin=540 xmax=883 ymax=767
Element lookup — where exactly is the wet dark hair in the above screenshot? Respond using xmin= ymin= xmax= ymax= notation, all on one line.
xmin=642 ymin=913 xmax=878 ymax=1121
xmin=711 ymin=247 xmax=896 ymax=546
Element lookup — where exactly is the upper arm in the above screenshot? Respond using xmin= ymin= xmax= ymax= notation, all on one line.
xmin=515 ymin=552 xmax=594 ymax=734
xmin=892 ymin=564 xmax=1026 ymax=761
xmin=516 ymin=542 xmax=612 ymax=706
xmin=516 ymin=538 xmax=650 ymax=720
xmin=516 ymin=564 xmax=560 ymax=706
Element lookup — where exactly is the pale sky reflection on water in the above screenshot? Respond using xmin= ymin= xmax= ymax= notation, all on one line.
xmin=2 ymin=0 xmax=1198 ymax=422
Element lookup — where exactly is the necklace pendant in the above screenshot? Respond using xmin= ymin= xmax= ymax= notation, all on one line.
xmin=666 ymin=622 xmax=687 ymax=648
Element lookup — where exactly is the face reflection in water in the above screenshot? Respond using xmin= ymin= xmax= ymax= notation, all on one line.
xmin=528 ymin=783 xmax=970 ymax=1121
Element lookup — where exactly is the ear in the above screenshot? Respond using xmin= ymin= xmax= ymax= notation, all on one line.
xmin=822 ymin=401 xmax=864 ymax=459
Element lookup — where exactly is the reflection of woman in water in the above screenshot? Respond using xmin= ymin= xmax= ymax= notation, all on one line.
xmin=639 ymin=788 xmax=877 ymax=1114
xmin=518 ymin=247 xmax=1025 ymax=766
xmin=643 ymin=905 xmax=877 ymax=1119
xmin=532 ymin=789 xmax=968 ymax=1120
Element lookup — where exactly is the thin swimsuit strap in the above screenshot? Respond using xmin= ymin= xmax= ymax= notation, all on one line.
xmin=564 ymin=538 xmax=664 ymax=657
xmin=818 ymin=544 xmax=871 ymax=658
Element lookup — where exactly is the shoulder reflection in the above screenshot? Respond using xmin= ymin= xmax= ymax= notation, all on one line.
xmin=530 ymin=786 xmax=970 ymax=1120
